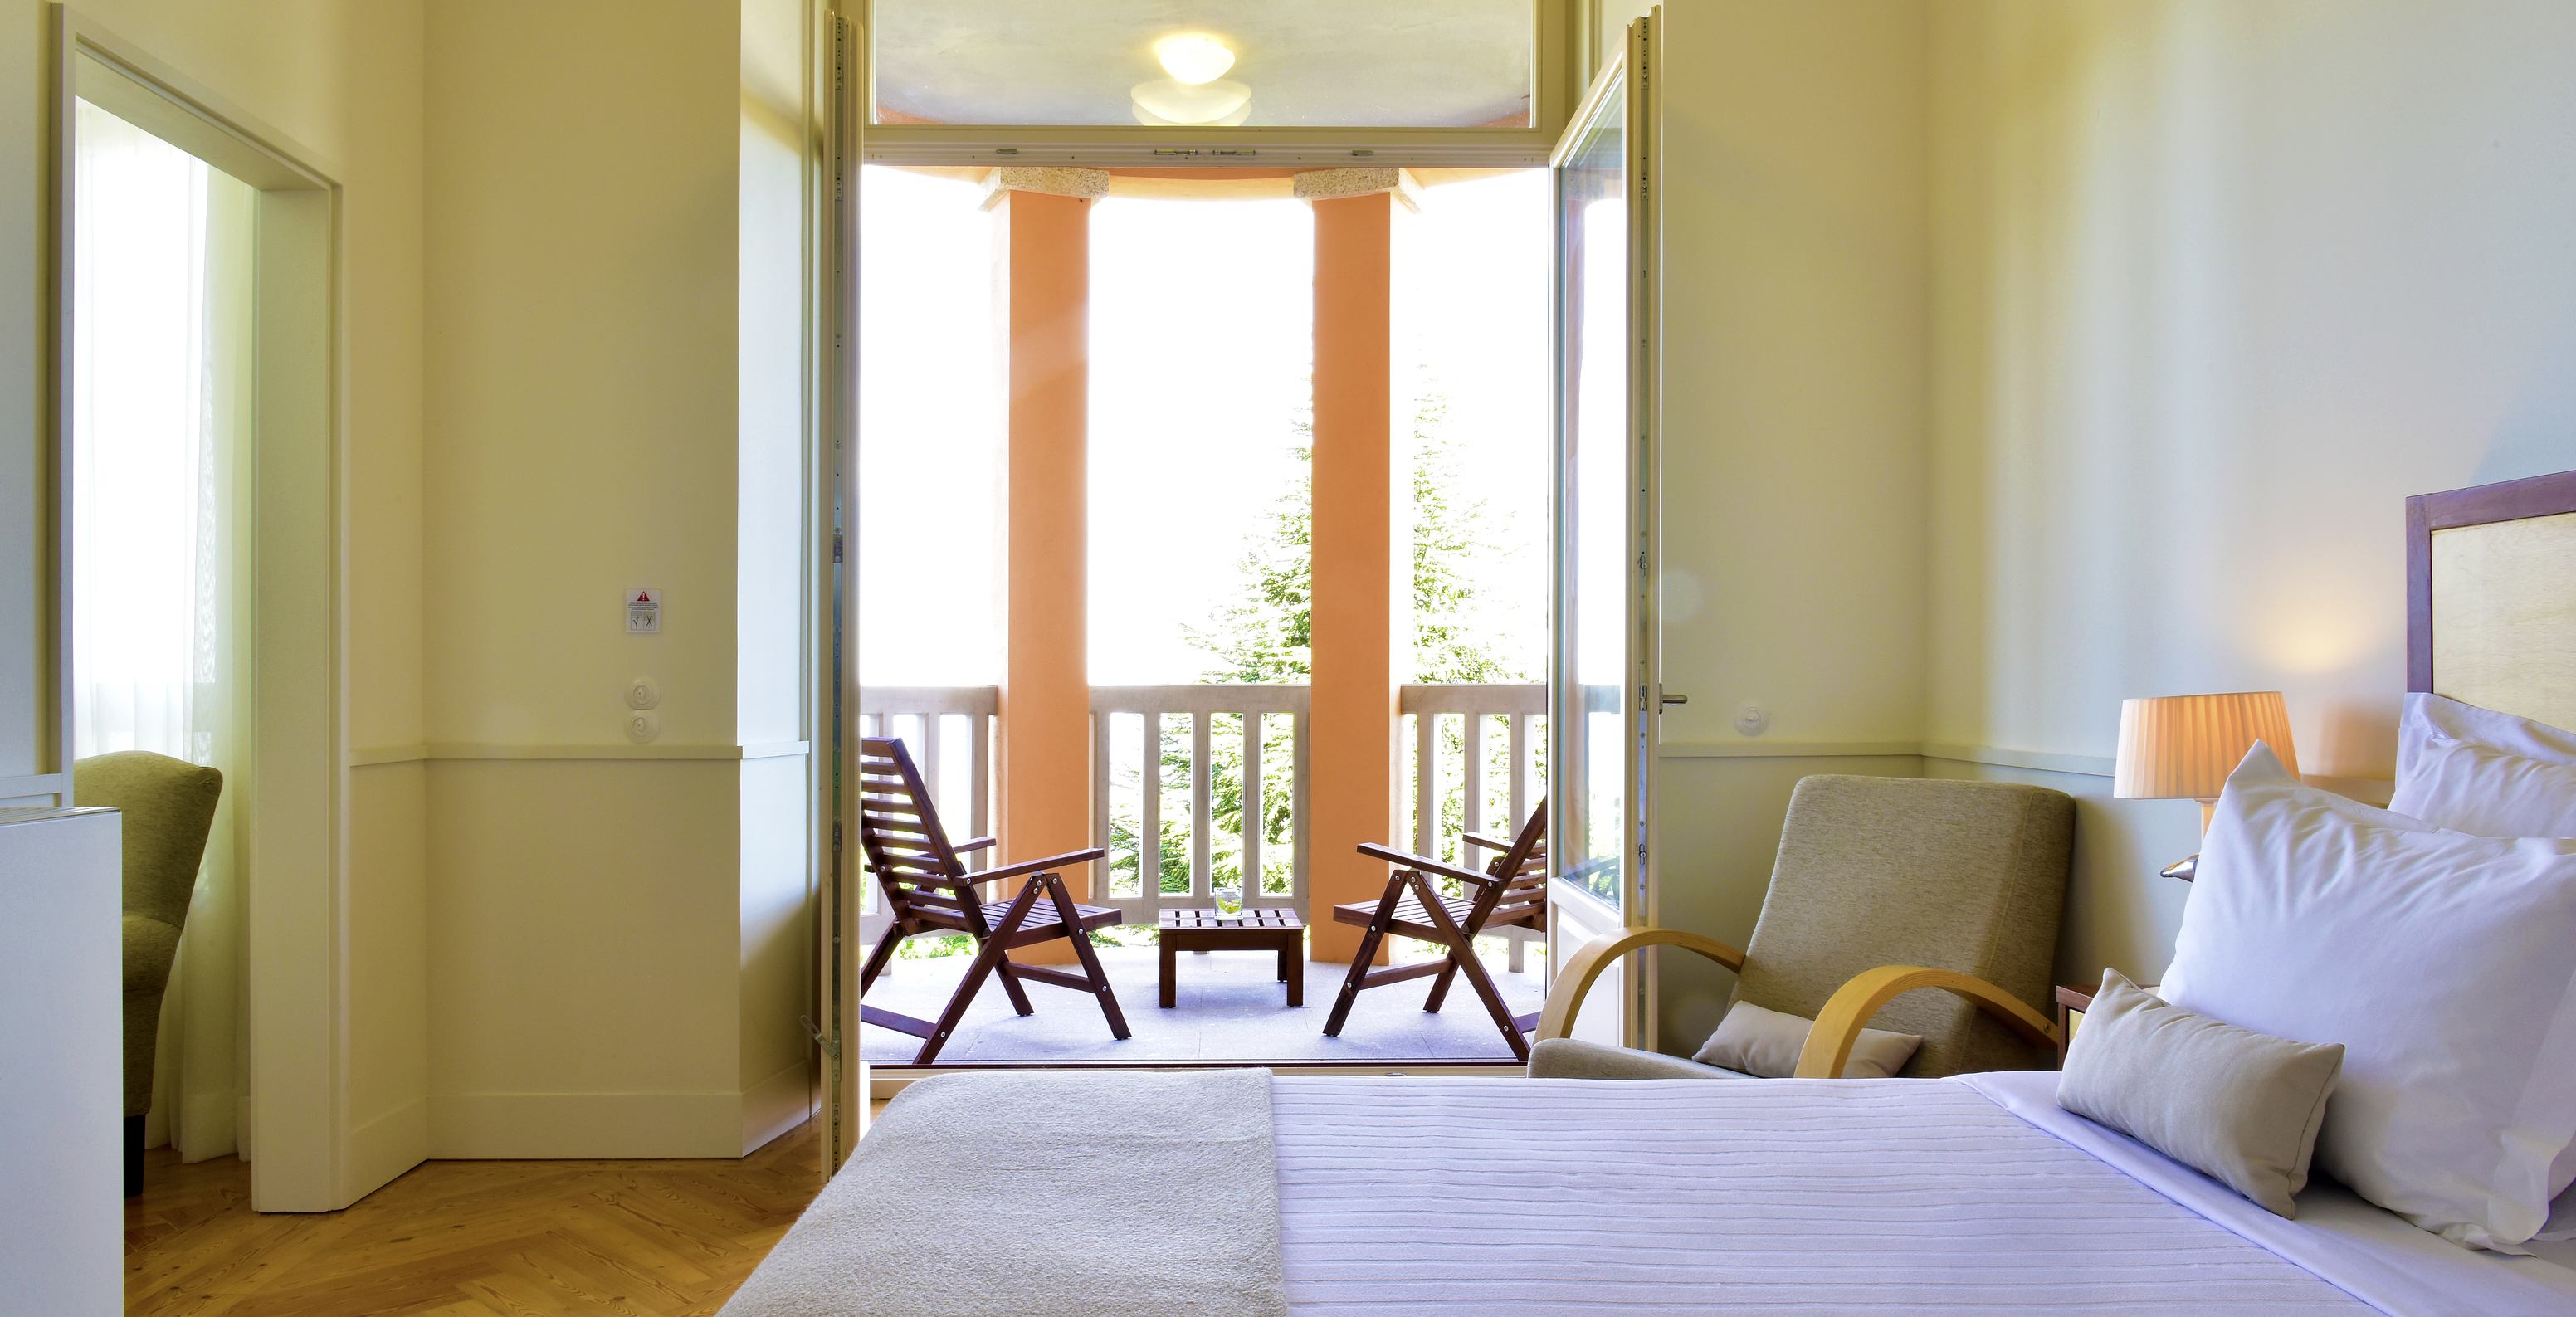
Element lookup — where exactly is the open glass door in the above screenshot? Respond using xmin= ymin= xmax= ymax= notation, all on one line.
xmin=1548 ymin=14 xmax=1658 ymax=1049
xmin=824 ymin=7 xmax=866 ymax=1173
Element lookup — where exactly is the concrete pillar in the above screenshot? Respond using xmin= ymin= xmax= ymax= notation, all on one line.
xmin=1306 ymin=189 xmax=1403 ymax=965
xmin=988 ymin=175 xmax=1104 ymax=963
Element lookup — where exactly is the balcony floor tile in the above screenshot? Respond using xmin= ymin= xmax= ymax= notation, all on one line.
xmin=858 ymin=944 xmax=1549 ymax=1066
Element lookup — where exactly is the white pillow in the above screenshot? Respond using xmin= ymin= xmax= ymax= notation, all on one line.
xmin=2160 ymin=743 xmax=2576 ymax=1249
xmin=2395 ymin=736 xmax=2576 ymax=841
xmin=2393 ymin=693 xmax=2576 ymax=832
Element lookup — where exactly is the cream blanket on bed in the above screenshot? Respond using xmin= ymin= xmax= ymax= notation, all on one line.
xmin=720 ymin=1069 xmax=1288 ymax=1317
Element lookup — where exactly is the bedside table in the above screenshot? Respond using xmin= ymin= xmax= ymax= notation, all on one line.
xmin=2054 ymin=980 xmax=2155 ymax=1068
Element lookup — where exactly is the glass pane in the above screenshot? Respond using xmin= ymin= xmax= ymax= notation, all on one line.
xmin=874 ymin=2 xmax=1534 ymax=129
xmin=857 ymin=166 xmax=1004 ymax=686
xmin=1557 ymin=84 xmax=1627 ymax=912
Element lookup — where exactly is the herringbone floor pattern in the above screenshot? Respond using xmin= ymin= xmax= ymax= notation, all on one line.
xmin=125 ymin=1110 xmax=872 ymax=1317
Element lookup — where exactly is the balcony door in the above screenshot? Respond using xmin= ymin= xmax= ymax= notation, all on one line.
xmin=1547 ymin=17 xmax=1658 ymax=1049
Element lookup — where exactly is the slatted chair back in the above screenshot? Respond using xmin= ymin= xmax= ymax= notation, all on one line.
xmin=1463 ymin=800 xmax=1549 ymax=934
xmin=852 ymin=736 xmax=1129 ymax=1065
xmin=1324 ymin=802 xmax=1552 ymax=1061
xmin=854 ymin=737 xmax=986 ymax=939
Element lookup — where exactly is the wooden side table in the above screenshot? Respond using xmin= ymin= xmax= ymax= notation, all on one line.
xmin=1159 ymin=908 xmax=1305 ymax=1007
xmin=2053 ymin=984 xmax=2094 ymax=1069
xmin=2055 ymin=980 xmax=2155 ymax=1067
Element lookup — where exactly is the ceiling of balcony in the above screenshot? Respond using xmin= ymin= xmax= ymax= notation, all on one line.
xmin=872 ymin=0 xmax=1535 ymax=129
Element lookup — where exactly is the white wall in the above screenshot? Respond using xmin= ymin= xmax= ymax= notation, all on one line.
xmin=1927 ymin=0 xmax=2576 ymax=983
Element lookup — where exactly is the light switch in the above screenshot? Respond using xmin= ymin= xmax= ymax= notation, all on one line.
xmin=626 ymin=676 xmax=661 ymax=710
xmin=627 ymin=710 xmax=661 ymax=744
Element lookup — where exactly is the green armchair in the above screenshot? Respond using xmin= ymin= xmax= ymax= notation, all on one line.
xmin=77 ymin=751 xmax=222 ymax=1197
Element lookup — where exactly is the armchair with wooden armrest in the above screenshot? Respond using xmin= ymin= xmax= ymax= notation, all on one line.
xmin=1527 ymin=775 xmax=2073 ymax=1081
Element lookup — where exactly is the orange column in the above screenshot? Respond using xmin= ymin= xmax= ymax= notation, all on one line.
xmin=993 ymin=188 xmax=1093 ymax=963
xmin=1307 ymin=193 xmax=1400 ymax=966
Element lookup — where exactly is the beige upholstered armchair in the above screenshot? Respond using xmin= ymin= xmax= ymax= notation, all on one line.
xmin=79 ymin=751 xmax=223 ymax=1196
xmin=1531 ymin=775 xmax=2073 ymax=1080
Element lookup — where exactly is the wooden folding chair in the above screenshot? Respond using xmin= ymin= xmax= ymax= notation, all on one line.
xmin=853 ymin=738 xmax=1129 ymax=1065
xmin=1321 ymin=802 xmax=1549 ymax=1061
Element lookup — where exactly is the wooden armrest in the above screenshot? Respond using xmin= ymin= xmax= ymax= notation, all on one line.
xmin=978 ymin=847 xmax=1110 ymax=885
xmin=1460 ymin=832 xmax=1516 ymax=853
xmin=1355 ymin=842 xmax=1502 ymax=890
xmin=1533 ymin=929 xmax=1747 ymax=1043
xmin=1792 ymin=965 xmax=2058 ymax=1079
xmin=952 ymin=836 xmax=998 ymax=854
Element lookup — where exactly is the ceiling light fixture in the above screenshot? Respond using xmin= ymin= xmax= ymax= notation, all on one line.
xmin=1134 ymin=32 xmax=1250 ymax=126
xmin=1155 ymin=34 xmax=1235 ymax=85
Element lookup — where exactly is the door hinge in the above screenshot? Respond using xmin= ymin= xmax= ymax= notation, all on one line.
xmin=833 ymin=532 xmax=844 ymax=563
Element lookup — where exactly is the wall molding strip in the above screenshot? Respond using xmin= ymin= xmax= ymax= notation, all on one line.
xmin=1658 ymin=741 xmax=1920 ymax=759
xmin=351 ymin=742 xmax=814 ymax=765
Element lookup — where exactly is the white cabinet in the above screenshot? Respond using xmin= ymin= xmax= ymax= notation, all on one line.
xmin=0 ymin=807 xmax=120 ymax=1315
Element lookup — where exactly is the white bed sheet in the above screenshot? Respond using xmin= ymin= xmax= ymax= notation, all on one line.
xmin=1273 ymin=1074 xmax=2576 ymax=1315
xmin=1966 ymin=1070 xmax=2576 ymax=1315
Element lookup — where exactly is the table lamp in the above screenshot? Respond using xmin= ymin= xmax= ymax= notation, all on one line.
xmin=2113 ymin=691 xmax=2298 ymax=880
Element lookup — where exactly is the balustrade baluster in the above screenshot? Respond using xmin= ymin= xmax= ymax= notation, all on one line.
xmin=1413 ymin=711 xmax=1438 ymax=859
xmin=1191 ymin=711 xmax=1212 ymax=901
xmin=1140 ymin=712 xmax=1163 ymax=900
xmin=1462 ymin=712 xmax=1484 ymax=841
xmin=1242 ymin=713 xmax=1263 ymax=904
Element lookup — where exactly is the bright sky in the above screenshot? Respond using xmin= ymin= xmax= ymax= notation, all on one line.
xmin=857 ymin=166 xmax=1548 ymax=687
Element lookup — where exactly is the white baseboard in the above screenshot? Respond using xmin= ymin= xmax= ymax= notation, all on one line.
xmin=741 ymin=1061 xmax=813 ymax=1154
xmin=344 ymin=1096 xmax=427 ymax=1202
xmin=429 ymin=1091 xmax=744 ymax=1159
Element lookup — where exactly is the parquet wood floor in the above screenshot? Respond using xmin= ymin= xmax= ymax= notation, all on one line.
xmin=125 ymin=1107 xmax=884 ymax=1317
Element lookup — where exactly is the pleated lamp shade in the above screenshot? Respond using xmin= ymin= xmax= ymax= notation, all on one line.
xmin=2113 ymin=691 xmax=2299 ymax=802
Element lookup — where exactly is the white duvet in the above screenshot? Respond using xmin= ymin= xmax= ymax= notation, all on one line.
xmin=1275 ymin=1072 xmax=2576 ymax=1316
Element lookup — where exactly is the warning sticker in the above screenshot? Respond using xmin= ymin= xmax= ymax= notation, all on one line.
xmin=627 ymin=588 xmax=662 ymax=634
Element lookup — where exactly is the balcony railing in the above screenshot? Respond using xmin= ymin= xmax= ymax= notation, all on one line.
xmin=856 ymin=684 xmax=1548 ymax=969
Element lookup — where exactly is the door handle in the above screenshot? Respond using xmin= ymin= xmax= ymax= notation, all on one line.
xmin=1659 ymin=692 xmax=1688 ymax=708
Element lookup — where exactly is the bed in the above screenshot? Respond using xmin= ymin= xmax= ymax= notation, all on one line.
xmin=722 ymin=472 xmax=2576 ymax=1317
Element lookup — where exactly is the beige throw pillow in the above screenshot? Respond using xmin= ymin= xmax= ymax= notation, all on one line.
xmin=1694 ymin=1000 xmax=1923 ymax=1079
xmin=2057 ymin=970 xmax=2344 ymax=1218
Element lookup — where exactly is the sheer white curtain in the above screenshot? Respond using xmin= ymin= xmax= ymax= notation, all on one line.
xmin=73 ymin=100 xmax=252 ymax=1163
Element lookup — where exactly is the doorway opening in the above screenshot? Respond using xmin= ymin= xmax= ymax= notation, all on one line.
xmin=56 ymin=22 xmax=344 ymax=1210
xmin=851 ymin=165 xmax=1551 ymax=1067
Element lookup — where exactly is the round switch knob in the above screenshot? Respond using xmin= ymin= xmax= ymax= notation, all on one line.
xmin=626 ymin=676 xmax=661 ymax=710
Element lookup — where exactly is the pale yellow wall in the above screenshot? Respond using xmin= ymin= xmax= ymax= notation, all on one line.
xmin=427 ymin=760 xmax=744 ymax=1157
xmin=422 ymin=0 xmax=814 ymax=1158
xmin=1648 ymin=0 xmax=1934 ymax=1041
xmin=1926 ymin=0 xmax=2576 ymax=981
xmin=423 ymin=0 xmax=738 ymax=753
xmin=738 ymin=0 xmax=813 ymax=1154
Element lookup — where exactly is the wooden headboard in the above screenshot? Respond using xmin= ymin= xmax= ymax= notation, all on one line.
xmin=2408 ymin=469 xmax=2576 ymax=730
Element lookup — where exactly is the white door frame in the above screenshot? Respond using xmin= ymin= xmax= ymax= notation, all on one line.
xmin=50 ymin=7 xmax=353 ymax=1210
xmin=1544 ymin=12 xmax=1660 ymax=1051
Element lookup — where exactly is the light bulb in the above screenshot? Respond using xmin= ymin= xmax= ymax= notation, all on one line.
xmin=1155 ymin=34 xmax=1235 ymax=85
